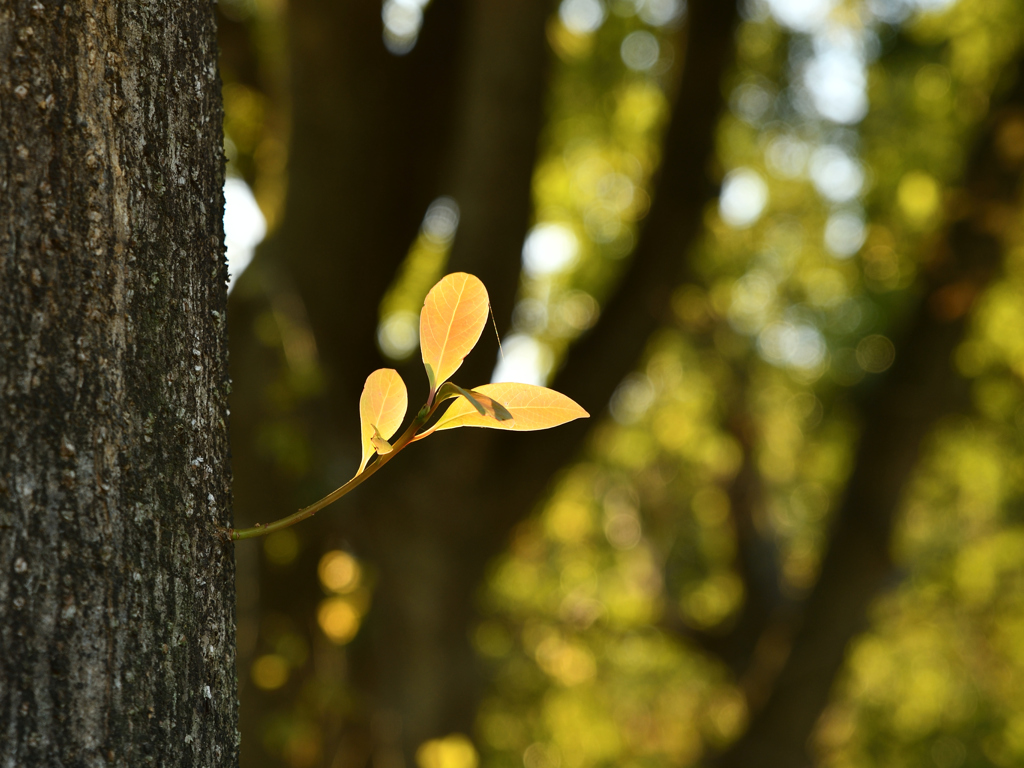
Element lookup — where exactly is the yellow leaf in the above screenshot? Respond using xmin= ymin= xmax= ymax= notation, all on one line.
xmin=370 ymin=425 xmax=393 ymax=456
xmin=358 ymin=369 xmax=407 ymax=472
xmin=432 ymin=382 xmax=588 ymax=432
xmin=420 ymin=273 xmax=489 ymax=392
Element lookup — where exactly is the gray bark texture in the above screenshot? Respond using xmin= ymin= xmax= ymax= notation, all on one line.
xmin=0 ymin=2 xmax=236 ymax=767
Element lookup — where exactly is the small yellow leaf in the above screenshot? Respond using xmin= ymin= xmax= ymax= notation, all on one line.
xmin=358 ymin=369 xmax=407 ymax=472
xmin=370 ymin=425 xmax=393 ymax=455
xmin=432 ymin=382 xmax=588 ymax=432
xmin=420 ymin=273 xmax=489 ymax=392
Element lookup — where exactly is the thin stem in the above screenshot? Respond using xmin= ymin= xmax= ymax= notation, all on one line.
xmin=225 ymin=403 xmax=435 ymax=541
xmin=410 ymin=425 xmax=438 ymax=443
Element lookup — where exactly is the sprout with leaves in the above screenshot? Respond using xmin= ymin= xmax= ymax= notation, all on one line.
xmin=227 ymin=273 xmax=588 ymax=541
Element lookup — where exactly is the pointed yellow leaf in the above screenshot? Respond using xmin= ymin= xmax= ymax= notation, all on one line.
xmin=420 ymin=273 xmax=489 ymax=392
xmin=432 ymin=382 xmax=588 ymax=432
xmin=358 ymin=369 xmax=407 ymax=472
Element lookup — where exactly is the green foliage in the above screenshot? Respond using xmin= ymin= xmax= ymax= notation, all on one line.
xmin=473 ymin=3 xmax=1024 ymax=768
xmin=224 ymin=0 xmax=1024 ymax=766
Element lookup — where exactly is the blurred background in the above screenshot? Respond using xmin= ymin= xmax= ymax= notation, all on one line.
xmin=218 ymin=0 xmax=1024 ymax=766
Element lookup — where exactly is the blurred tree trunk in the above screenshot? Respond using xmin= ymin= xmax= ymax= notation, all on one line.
xmin=229 ymin=1 xmax=740 ymax=765
xmin=346 ymin=5 xmax=740 ymax=760
xmin=0 ymin=2 xmax=235 ymax=766
xmin=227 ymin=1 xmax=472 ymax=763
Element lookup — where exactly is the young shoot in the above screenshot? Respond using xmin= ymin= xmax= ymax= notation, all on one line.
xmin=226 ymin=272 xmax=588 ymax=541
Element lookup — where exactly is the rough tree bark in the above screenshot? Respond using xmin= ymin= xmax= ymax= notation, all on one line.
xmin=0 ymin=2 xmax=235 ymax=766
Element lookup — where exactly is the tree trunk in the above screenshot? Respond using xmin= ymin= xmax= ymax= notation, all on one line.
xmin=346 ymin=4 xmax=742 ymax=759
xmin=0 ymin=3 xmax=235 ymax=766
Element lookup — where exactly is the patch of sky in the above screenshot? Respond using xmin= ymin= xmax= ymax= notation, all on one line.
xmin=764 ymin=0 xmax=836 ymax=33
xmin=803 ymin=28 xmax=868 ymax=124
xmin=809 ymin=146 xmax=864 ymax=203
xmin=611 ymin=0 xmax=684 ymax=25
xmin=377 ymin=311 xmax=419 ymax=359
xmin=224 ymin=177 xmax=266 ymax=292
xmin=865 ymin=0 xmax=914 ymax=24
xmin=560 ymin=0 xmax=607 ymax=34
xmin=764 ymin=0 xmax=871 ymax=126
xmin=621 ymin=31 xmax=661 ymax=72
xmin=522 ymin=223 xmax=580 ymax=278
xmin=492 ymin=334 xmax=553 ymax=386
xmin=719 ymin=168 xmax=769 ymax=228
xmin=758 ymin=318 xmax=828 ymax=371
xmin=421 ymin=196 xmax=459 ymax=245
xmin=824 ymin=209 xmax=867 ymax=258
xmin=382 ymin=0 xmax=430 ymax=55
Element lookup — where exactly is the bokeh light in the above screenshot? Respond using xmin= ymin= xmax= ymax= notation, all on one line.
xmin=621 ymin=31 xmax=661 ymax=71
xmin=523 ymin=224 xmax=580 ymax=277
xmin=416 ymin=734 xmax=479 ymax=768
xmin=492 ymin=334 xmax=554 ymax=385
xmin=719 ymin=168 xmax=769 ymax=228
xmin=251 ymin=654 xmax=290 ymax=691
xmin=318 ymin=550 xmax=362 ymax=594
xmin=559 ymin=0 xmax=607 ymax=35
xmin=316 ymin=598 xmax=361 ymax=645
